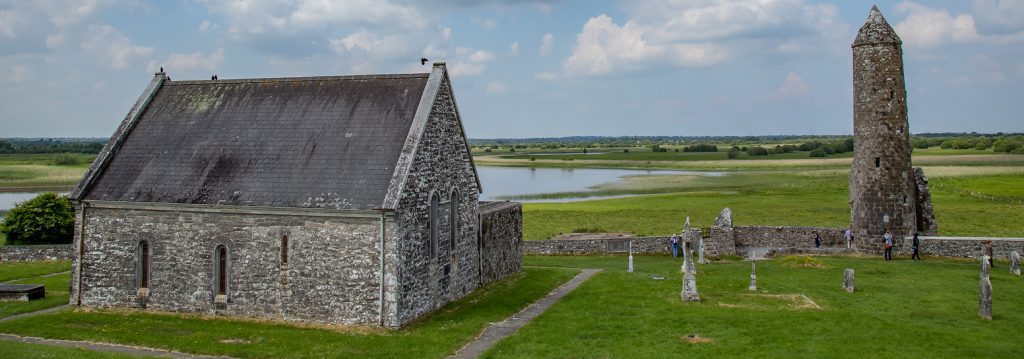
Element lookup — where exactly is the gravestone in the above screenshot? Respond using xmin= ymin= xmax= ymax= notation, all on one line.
xmin=1011 ymin=251 xmax=1020 ymax=276
xmin=682 ymin=271 xmax=700 ymax=302
xmin=698 ymin=238 xmax=706 ymax=264
xmin=843 ymin=269 xmax=855 ymax=293
xmin=683 ymin=242 xmax=697 ymax=275
xmin=0 ymin=284 xmax=45 ymax=301
xmin=628 ymin=242 xmax=634 ymax=273
xmin=979 ymin=255 xmax=992 ymax=320
xmin=748 ymin=259 xmax=757 ymax=291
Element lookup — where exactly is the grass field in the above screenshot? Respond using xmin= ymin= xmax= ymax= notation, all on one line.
xmin=0 ymin=153 xmax=92 ymax=190
xmin=0 ymin=265 xmax=578 ymax=358
xmin=0 ymin=260 xmax=71 ymax=318
xmin=518 ymin=168 xmax=1024 ymax=239
xmin=483 ymin=255 xmax=1024 ymax=358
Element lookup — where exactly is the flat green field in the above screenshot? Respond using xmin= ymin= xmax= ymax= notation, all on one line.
xmin=0 ymin=153 xmax=93 ymax=190
xmin=0 ymin=260 xmax=71 ymax=318
xmin=2 ymin=256 xmax=1019 ymax=358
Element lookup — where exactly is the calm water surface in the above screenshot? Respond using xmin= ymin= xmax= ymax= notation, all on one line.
xmin=477 ymin=166 xmax=721 ymax=202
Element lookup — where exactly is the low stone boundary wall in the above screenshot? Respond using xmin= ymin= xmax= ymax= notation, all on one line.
xmin=911 ymin=236 xmax=1024 ymax=259
xmin=732 ymin=226 xmax=846 ymax=249
xmin=524 ymin=237 xmax=674 ymax=255
xmin=0 ymin=244 xmax=73 ymax=262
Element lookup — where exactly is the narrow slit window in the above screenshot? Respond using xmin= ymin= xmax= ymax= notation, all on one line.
xmin=216 ymin=245 xmax=228 ymax=296
xmin=875 ymin=157 xmax=880 ymax=168
xmin=137 ymin=241 xmax=150 ymax=289
xmin=281 ymin=235 xmax=289 ymax=266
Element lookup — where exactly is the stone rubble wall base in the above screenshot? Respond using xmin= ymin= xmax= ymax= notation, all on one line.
xmin=0 ymin=244 xmax=73 ymax=262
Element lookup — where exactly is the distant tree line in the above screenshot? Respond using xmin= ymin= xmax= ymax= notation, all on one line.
xmin=0 ymin=138 xmax=106 ymax=154
xmin=910 ymin=134 xmax=1024 ymax=153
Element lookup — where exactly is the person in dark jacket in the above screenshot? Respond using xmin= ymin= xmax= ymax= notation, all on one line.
xmin=814 ymin=232 xmax=821 ymax=248
xmin=911 ymin=233 xmax=921 ymax=261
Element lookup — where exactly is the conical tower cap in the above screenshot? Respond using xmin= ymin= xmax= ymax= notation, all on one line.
xmin=853 ymin=5 xmax=902 ymax=47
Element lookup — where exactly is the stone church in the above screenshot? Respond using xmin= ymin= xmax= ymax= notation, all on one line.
xmin=849 ymin=6 xmax=937 ymax=242
xmin=68 ymin=62 xmax=523 ymax=328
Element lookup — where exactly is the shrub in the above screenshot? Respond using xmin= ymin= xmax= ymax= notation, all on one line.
xmin=993 ymin=139 xmax=1021 ymax=153
xmin=683 ymin=144 xmax=718 ymax=152
xmin=808 ymin=148 xmax=827 ymax=157
xmin=484 ymin=148 xmax=492 ymax=153
xmin=746 ymin=146 xmax=768 ymax=156
xmin=911 ymin=139 xmax=930 ymax=149
xmin=52 ymin=152 xmax=78 ymax=165
xmin=0 ymin=193 xmax=74 ymax=245
xmin=529 ymin=157 xmax=536 ymax=161
xmin=727 ymin=149 xmax=740 ymax=159
xmin=623 ymin=149 xmax=629 ymax=153
xmin=509 ymin=147 xmax=515 ymax=153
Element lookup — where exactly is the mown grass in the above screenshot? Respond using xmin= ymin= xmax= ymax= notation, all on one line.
xmin=0 ymin=341 xmax=136 ymax=358
xmin=0 ymin=260 xmax=70 ymax=282
xmin=485 ymin=255 xmax=1024 ymax=358
xmin=0 ymin=261 xmax=72 ymax=319
xmin=0 ymin=267 xmax=578 ymax=359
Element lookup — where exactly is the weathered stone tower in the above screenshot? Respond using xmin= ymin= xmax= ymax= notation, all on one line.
xmin=849 ymin=6 xmax=919 ymax=241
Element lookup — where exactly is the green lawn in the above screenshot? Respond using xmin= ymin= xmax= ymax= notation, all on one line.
xmin=483 ymin=255 xmax=1024 ymax=358
xmin=0 ymin=153 xmax=92 ymax=190
xmin=520 ymin=171 xmax=1024 ymax=239
xmin=0 ymin=260 xmax=71 ymax=318
xmin=0 ymin=341 xmax=137 ymax=359
xmin=0 ymin=267 xmax=578 ymax=359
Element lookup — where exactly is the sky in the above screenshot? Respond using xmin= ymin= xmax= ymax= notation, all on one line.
xmin=1 ymin=0 xmax=1022 ymax=138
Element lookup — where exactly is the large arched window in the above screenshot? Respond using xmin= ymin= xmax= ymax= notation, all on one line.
xmin=450 ymin=190 xmax=459 ymax=266
xmin=136 ymin=241 xmax=150 ymax=291
xmin=214 ymin=245 xmax=229 ymax=298
xmin=429 ymin=193 xmax=439 ymax=259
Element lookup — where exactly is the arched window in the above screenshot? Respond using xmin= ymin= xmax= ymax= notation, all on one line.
xmin=429 ymin=193 xmax=439 ymax=258
xmin=136 ymin=241 xmax=150 ymax=290
xmin=214 ymin=245 xmax=228 ymax=297
xmin=450 ymin=190 xmax=459 ymax=265
xmin=281 ymin=235 xmax=289 ymax=266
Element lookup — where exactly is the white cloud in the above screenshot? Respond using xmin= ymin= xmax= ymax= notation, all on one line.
xmin=423 ymin=44 xmax=447 ymax=58
xmin=448 ymin=62 xmax=486 ymax=77
xmin=509 ymin=41 xmax=519 ymax=55
xmin=534 ymin=71 xmax=559 ymax=81
xmin=80 ymin=24 xmax=153 ymax=70
xmin=539 ymin=33 xmax=554 ymax=56
xmin=768 ymin=72 xmax=810 ymax=99
xmin=485 ymin=81 xmax=508 ymax=94
xmin=972 ymin=0 xmax=1024 ymax=34
xmin=894 ymin=1 xmax=1024 ymax=48
xmin=484 ymin=18 xmax=498 ymax=29
xmin=198 ymin=20 xmax=216 ymax=32
xmin=441 ymin=26 xmax=452 ymax=42
xmin=563 ymin=0 xmax=840 ymax=76
xmin=148 ymin=48 xmax=225 ymax=74
xmin=329 ymin=30 xmax=409 ymax=59
xmin=563 ymin=15 xmax=725 ymax=76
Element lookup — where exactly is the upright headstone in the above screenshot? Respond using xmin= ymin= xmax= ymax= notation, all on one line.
xmin=682 ymin=270 xmax=700 ymax=302
xmin=683 ymin=242 xmax=697 ymax=275
xmin=748 ymin=259 xmax=757 ymax=291
xmin=628 ymin=241 xmax=634 ymax=273
xmin=979 ymin=255 xmax=992 ymax=320
xmin=1011 ymin=251 xmax=1020 ymax=276
xmin=843 ymin=269 xmax=855 ymax=293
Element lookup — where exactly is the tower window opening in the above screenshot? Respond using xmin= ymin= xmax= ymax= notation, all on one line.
xmin=875 ymin=157 xmax=880 ymax=167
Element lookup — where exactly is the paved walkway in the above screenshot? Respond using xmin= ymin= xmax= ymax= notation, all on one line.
xmin=450 ymin=268 xmax=601 ymax=359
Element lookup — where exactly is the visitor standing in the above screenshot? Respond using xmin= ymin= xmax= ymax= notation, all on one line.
xmin=911 ymin=233 xmax=921 ymax=261
xmin=670 ymin=235 xmax=680 ymax=258
xmin=814 ymin=232 xmax=821 ymax=248
xmin=844 ymin=228 xmax=853 ymax=248
xmin=883 ymin=229 xmax=894 ymax=261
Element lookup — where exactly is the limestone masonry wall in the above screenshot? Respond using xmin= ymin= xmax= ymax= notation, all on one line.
xmin=478 ymin=202 xmax=523 ymax=284
xmin=909 ymin=237 xmax=1024 ymax=259
xmin=0 ymin=244 xmax=72 ymax=262
xmin=72 ymin=206 xmax=390 ymax=326
xmin=733 ymin=226 xmax=847 ymax=249
xmin=524 ymin=237 xmax=672 ymax=255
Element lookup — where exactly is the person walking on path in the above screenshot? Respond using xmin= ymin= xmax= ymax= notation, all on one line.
xmin=911 ymin=233 xmax=921 ymax=261
xmin=814 ymin=232 xmax=822 ymax=248
xmin=670 ymin=235 xmax=680 ymax=258
xmin=985 ymin=240 xmax=994 ymax=268
xmin=883 ymin=229 xmax=894 ymax=261
xmin=844 ymin=228 xmax=853 ymax=249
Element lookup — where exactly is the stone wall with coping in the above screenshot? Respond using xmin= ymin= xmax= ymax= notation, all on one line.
xmin=72 ymin=206 xmax=392 ymax=326
xmin=0 ymin=244 xmax=72 ymax=262
xmin=908 ymin=237 xmax=1024 ymax=259
xmin=732 ymin=226 xmax=847 ymax=249
xmin=478 ymin=202 xmax=523 ymax=284
xmin=524 ymin=237 xmax=673 ymax=255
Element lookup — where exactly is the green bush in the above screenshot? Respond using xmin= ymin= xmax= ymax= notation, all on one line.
xmin=52 ymin=152 xmax=78 ymax=165
xmin=727 ymin=149 xmax=740 ymax=159
xmin=808 ymin=148 xmax=827 ymax=157
xmin=746 ymin=146 xmax=768 ymax=156
xmin=0 ymin=193 xmax=74 ymax=245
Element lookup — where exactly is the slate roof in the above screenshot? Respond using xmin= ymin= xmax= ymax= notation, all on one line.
xmin=81 ymin=73 xmax=431 ymax=210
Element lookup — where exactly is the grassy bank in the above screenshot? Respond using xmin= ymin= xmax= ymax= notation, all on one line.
xmin=0 ymin=153 xmax=92 ymax=190
xmin=485 ymin=255 xmax=1024 ymax=358
xmin=0 ymin=267 xmax=578 ymax=358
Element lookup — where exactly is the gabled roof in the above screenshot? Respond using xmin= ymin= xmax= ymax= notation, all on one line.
xmin=853 ymin=5 xmax=902 ymax=47
xmin=74 ymin=64 xmax=479 ymax=210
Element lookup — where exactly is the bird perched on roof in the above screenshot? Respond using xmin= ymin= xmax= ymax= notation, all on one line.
xmin=211 ymin=75 xmax=218 ymax=80
xmin=159 ymin=66 xmax=164 ymax=73
xmin=421 ymin=58 xmax=428 ymax=65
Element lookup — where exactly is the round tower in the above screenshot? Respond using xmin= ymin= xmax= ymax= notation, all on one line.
xmin=849 ymin=6 xmax=916 ymax=242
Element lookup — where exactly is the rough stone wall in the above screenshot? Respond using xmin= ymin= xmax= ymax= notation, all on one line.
xmin=850 ymin=8 xmax=917 ymax=240
xmin=393 ymin=74 xmax=481 ymax=326
xmin=72 ymin=206 xmax=391 ymax=326
xmin=733 ymin=226 xmax=847 ymax=249
xmin=903 ymin=237 xmax=1024 ymax=258
xmin=913 ymin=168 xmax=938 ymax=235
xmin=478 ymin=202 xmax=523 ymax=284
xmin=0 ymin=244 xmax=72 ymax=262
xmin=523 ymin=237 xmax=672 ymax=255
